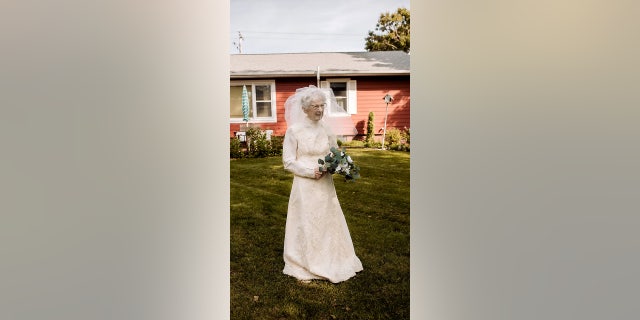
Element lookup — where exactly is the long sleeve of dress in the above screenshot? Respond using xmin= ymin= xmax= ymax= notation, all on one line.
xmin=282 ymin=128 xmax=316 ymax=179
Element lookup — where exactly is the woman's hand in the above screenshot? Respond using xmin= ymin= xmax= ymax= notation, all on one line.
xmin=314 ymin=168 xmax=325 ymax=179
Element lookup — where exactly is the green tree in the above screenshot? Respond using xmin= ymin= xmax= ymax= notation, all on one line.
xmin=365 ymin=8 xmax=410 ymax=52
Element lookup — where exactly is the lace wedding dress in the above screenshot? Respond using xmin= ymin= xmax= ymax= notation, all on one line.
xmin=282 ymin=118 xmax=363 ymax=283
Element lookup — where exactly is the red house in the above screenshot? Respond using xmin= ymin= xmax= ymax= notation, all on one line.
xmin=230 ymin=51 xmax=410 ymax=141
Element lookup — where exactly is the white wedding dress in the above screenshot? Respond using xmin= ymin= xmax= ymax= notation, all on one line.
xmin=282 ymin=118 xmax=363 ymax=283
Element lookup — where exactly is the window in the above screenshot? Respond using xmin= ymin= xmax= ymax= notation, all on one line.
xmin=321 ymin=79 xmax=357 ymax=114
xmin=230 ymin=81 xmax=276 ymax=123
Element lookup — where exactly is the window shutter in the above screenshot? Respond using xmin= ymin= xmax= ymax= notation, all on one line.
xmin=347 ymin=80 xmax=357 ymax=114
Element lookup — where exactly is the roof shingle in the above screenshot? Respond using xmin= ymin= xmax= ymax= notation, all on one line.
xmin=230 ymin=51 xmax=410 ymax=78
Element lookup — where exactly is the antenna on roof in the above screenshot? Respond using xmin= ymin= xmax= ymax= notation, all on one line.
xmin=232 ymin=31 xmax=244 ymax=54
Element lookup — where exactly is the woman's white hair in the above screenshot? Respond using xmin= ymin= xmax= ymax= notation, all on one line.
xmin=300 ymin=89 xmax=326 ymax=111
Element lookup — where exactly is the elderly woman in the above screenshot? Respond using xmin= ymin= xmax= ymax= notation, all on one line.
xmin=281 ymin=86 xmax=363 ymax=283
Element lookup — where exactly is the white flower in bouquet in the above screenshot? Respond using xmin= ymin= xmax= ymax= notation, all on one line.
xmin=317 ymin=147 xmax=361 ymax=182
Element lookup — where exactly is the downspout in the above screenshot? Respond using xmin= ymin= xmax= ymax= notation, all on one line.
xmin=316 ymin=66 xmax=320 ymax=87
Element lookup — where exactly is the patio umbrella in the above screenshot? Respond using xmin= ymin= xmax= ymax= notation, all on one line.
xmin=241 ymin=85 xmax=249 ymax=125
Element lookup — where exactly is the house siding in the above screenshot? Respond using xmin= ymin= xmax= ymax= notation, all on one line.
xmin=350 ymin=76 xmax=410 ymax=140
xmin=230 ymin=76 xmax=410 ymax=140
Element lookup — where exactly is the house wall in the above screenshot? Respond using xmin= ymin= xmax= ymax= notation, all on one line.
xmin=230 ymin=76 xmax=410 ymax=140
xmin=349 ymin=76 xmax=410 ymax=140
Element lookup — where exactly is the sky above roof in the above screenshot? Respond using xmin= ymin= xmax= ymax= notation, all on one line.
xmin=230 ymin=0 xmax=410 ymax=54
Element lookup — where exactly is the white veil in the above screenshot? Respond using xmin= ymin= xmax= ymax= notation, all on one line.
xmin=284 ymin=85 xmax=357 ymax=137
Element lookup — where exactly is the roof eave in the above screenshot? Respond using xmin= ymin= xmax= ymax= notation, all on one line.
xmin=230 ymin=71 xmax=410 ymax=79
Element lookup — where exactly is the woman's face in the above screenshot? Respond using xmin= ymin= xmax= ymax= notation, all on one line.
xmin=304 ymin=98 xmax=325 ymax=122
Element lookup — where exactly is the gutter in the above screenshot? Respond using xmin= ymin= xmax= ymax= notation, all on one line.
xmin=230 ymin=71 xmax=410 ymax=79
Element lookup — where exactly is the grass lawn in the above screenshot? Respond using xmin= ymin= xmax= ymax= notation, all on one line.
xmin=231 ymin=149 xmax=410 ymax=319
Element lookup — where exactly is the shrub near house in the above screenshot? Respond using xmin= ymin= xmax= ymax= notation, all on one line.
xmin=230 ymin=128 xmax=283 ymax=158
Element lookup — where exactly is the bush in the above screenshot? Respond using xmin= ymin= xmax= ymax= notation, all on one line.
xmin=230 ymin=127 xmax=283 ymax=158
xmin=384 ymin=127 xmax=410 ymax=151
xmin=245 ymin=127 xmax=266 ymax=157
xmin=364 ymin=140 xmax=382 ymax=149
xmin=230 ymin=137 xmax=244 ymax=158
xmin=366 ymin=112 xmax=375 ymax=144
xmin=268 ymin=136 xmax=284 ymax=157
xmin=403 ymin=127 xmax=410 ymax=145
xmin=384 ymin=128 xmax=403 ymax=146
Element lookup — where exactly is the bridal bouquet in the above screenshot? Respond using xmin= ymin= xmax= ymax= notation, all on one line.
xmin=318 ymin=147 xmax=361 ymax=182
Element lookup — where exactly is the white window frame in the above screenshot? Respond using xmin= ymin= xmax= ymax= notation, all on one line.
xmin=321 ymin=78 xmax=357 ymax=115
xmin=230 ymin=80 xmax=277 ymax=123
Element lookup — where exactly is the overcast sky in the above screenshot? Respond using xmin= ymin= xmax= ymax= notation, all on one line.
xmin=230 ymin=0 xmax=410 ymax=54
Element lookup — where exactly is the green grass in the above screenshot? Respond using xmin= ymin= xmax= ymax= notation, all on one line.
xmin=231 ymin=149 xmax=410 ymax=319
